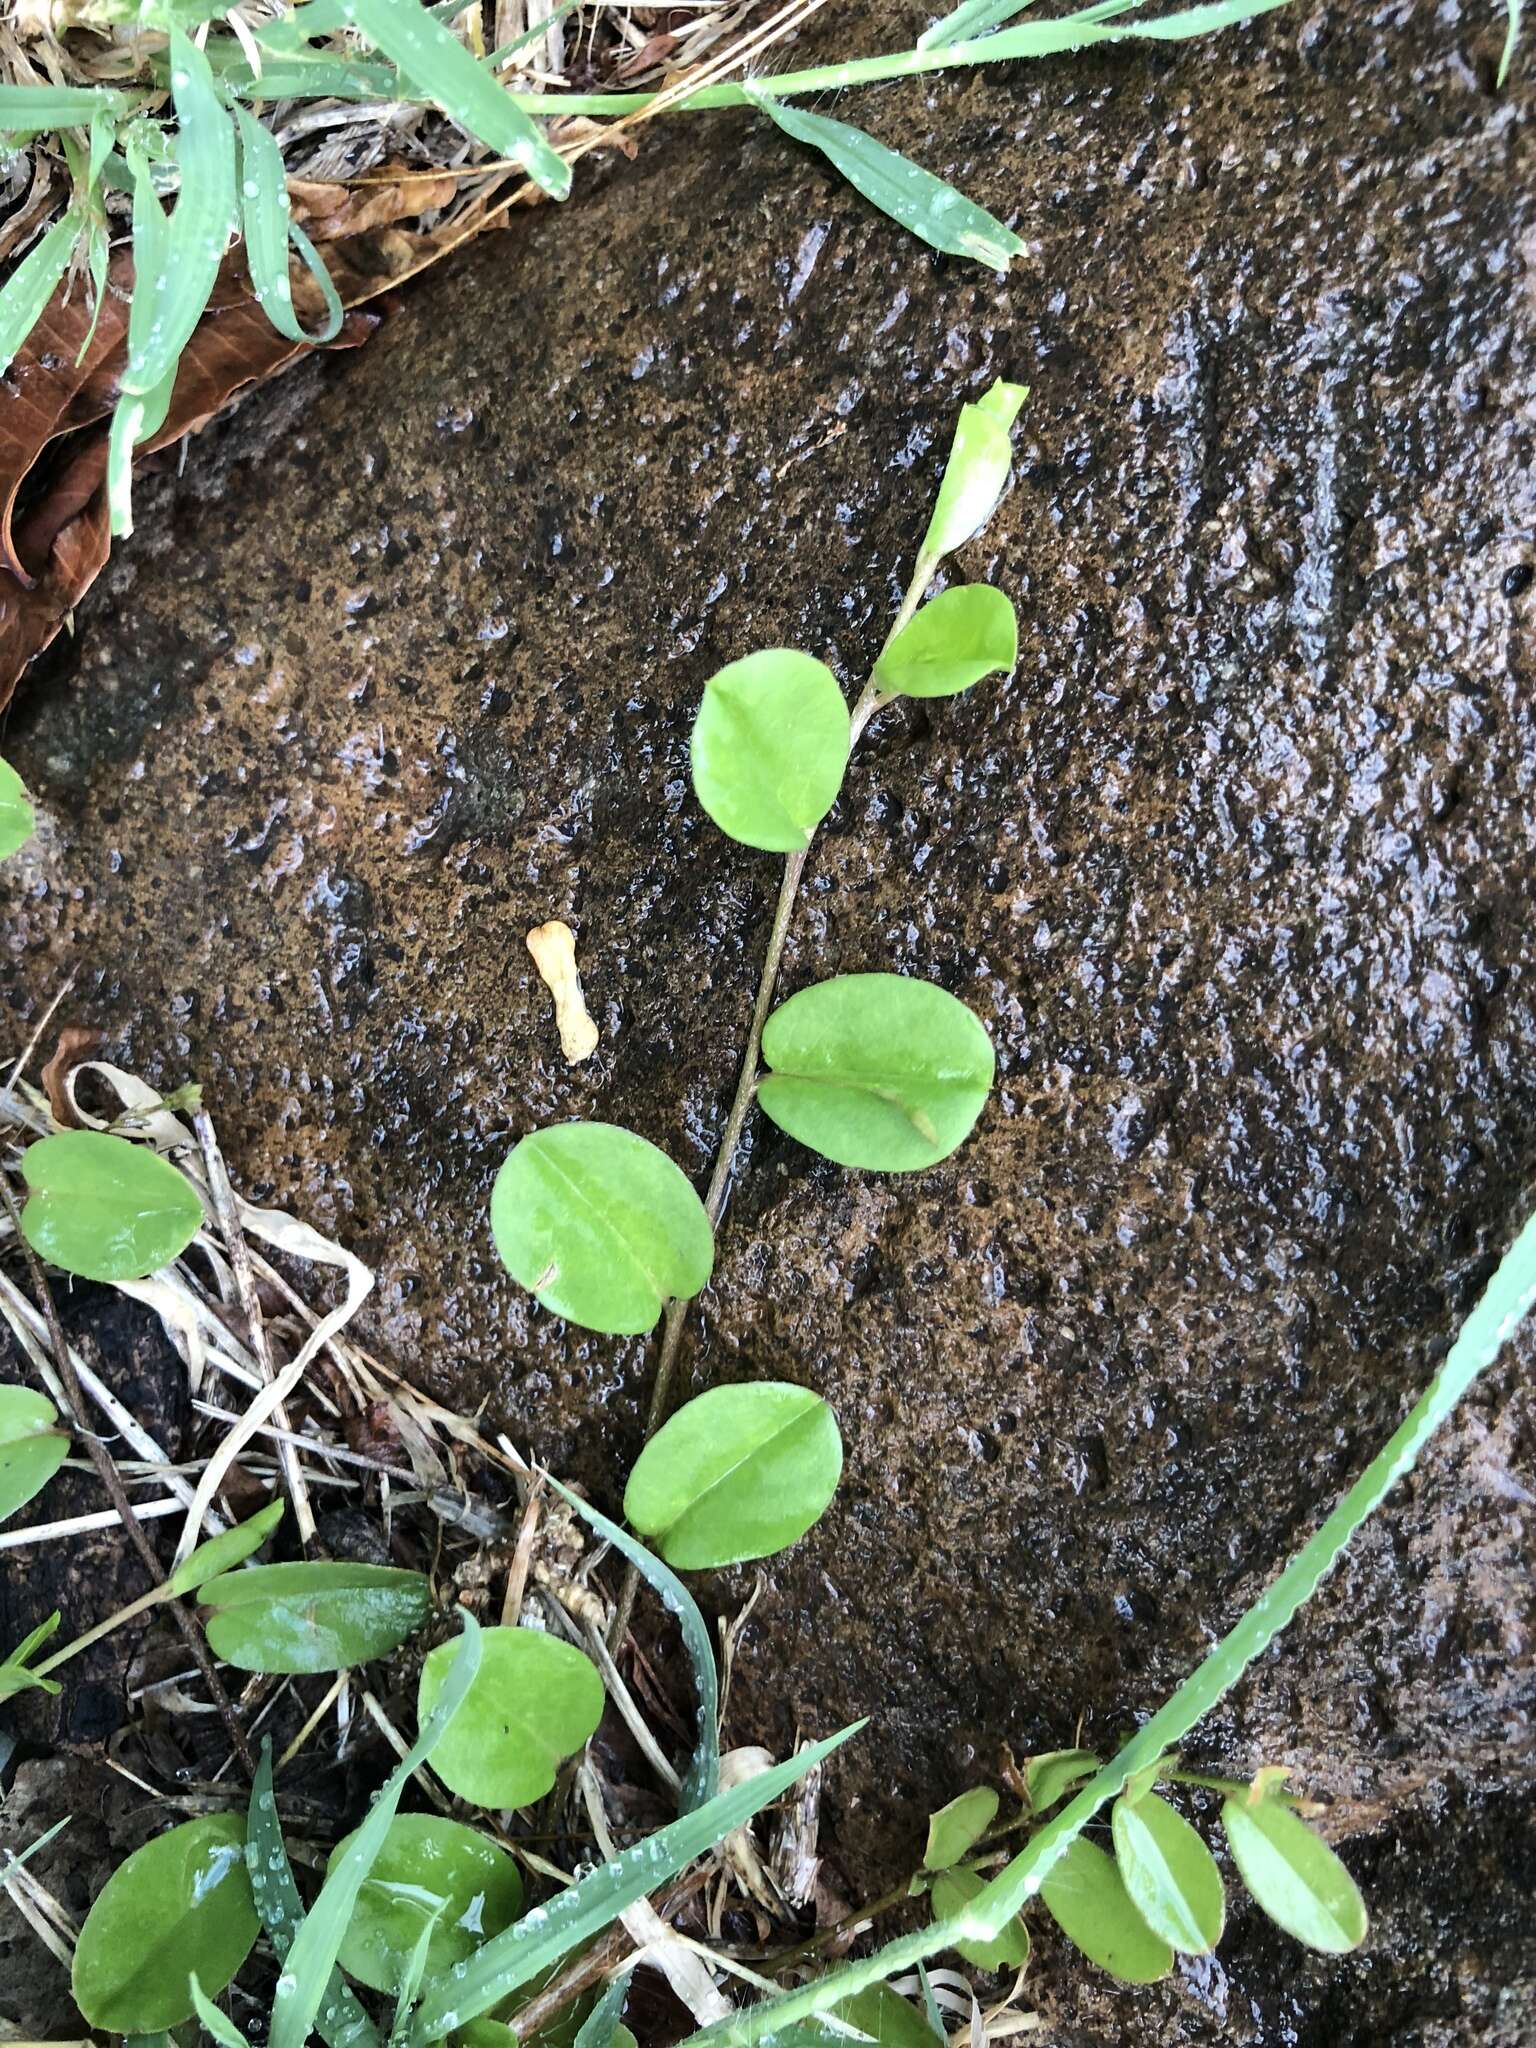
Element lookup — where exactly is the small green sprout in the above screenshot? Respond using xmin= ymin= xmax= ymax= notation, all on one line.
xmin=909 ymin=1751 xmax=1367 ymax=1988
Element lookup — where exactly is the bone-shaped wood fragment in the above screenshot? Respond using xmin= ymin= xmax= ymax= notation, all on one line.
xmin=526 ymin=919 xmax=599 ymax=1062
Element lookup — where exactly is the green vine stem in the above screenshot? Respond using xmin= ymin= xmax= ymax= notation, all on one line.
xmin=674 ymin=1206 xmax=1536 ymax=2047
xmin=607 ymin=552 xmax=938 ymax=1651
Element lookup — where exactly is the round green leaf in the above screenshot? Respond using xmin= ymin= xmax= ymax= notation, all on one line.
xmin=491 ymin=1122 xmax=713 ymax=1337
xmin=419 ymin=1626 xmax=605 ymax=1809
xmin=623 ymin=1382 xmax=843 ymax=1570
xmin=689 ymin=649 xmax=850 ymax=852
xmin=923 ymin=1785 xmax=999 ymax=1871
xmin=20 ymin=1129 xmax=203 ymax=1283
xmin=0 ymin=756 xmax=35 ymax=859
xmin=1220 ymin=1795 xmax=1368 ymax=1954
xmin=758 ymin=973 xmax=995 ymax=1172
xmin=1024 ymin=1748 xmax=1099 ymax=1816
xmin=72 ymin=1815 xmax=258 ymax=2032
xmin=0 ymin=1385 xmax=70 ymax=1525
xmin=1111 ymin=1790 xmax=1224 ymax=1955
xmin=1040 ymin=1834 xmax=1173 ymax=1983
xmin=327 ymin=1814 xmax=523 ymax=1995
xmin=199 ymin=1561 xmax=431 ymax=1673
xmin=930 ymin=1866 xmax=1030 ymax=1973
xmin=784 ymin=1984 xmax=942 ymax=2048
xmin=872 ymin=585 xmax=1018 ymax=699
xmin=168 ymin=1499 xmax=284 ymax=1597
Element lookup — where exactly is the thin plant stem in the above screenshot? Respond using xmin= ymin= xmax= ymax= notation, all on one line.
xmin=194 ymin=1105 xmax=315 ymax=1551
xmin=30 ymin=1583 xmax=168 ymax=1680
xmin=0 ymin=1181 xmax=256 ymax=1774
xmin=607 ymin=557 xmax=936 ymax=1654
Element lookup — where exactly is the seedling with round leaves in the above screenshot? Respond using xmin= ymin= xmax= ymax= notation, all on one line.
xmin=490 ymin=380 xmax=1022 ymax=1446
xmin=0 ymin=1501 xmax=284 ymax=1708
xmin=910 ymin=1751 xmax=1366 ymax=1988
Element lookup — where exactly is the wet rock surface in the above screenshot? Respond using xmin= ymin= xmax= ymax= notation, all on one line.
xmin=4 ymin=2 xmax=1536 ymax=2039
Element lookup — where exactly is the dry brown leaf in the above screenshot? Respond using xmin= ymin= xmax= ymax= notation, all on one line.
xmin=0 ymin=254 xmax=380 ymax=708
xmin=40 ymin=1025 xmax=100 ymax=1129
xmin=0 ymin=149 xmax=583 ymax=709
xmin=290 ymin=164 xmax=462 ymax=242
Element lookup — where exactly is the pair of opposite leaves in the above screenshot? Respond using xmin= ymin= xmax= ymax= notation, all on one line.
xmin=490 ymin=967 xmax=996 ymax=1337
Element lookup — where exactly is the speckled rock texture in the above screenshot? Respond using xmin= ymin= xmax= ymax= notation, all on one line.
xmin=3 ymin=1 xmax=1535 ymax=2039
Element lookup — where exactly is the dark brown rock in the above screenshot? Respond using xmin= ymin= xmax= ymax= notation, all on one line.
xmin=3 ymin=2 xmax=1535 ymax=2038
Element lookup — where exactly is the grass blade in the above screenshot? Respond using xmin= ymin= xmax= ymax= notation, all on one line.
xmin=122 ymin=29 xmax=234 ymax=400
xmin=409 ymin=1723 xmax=861 ymax=2043
xmin=549 ymin=1475 xmax=720 ymax=1813
xmin=0 ymin=84 xmax=130 ymax=133
xmin=234 ymin=106 xmax=344 ymax=345
xmin=1499 ymin=0 xmax=1522 ymax=84
xmin=0 ymin=211 xmax=81 ymax=380
xmin=191 ymin=1976 xmax=254 ymax=2048
xmin=110 ymin=32 xmax=234 ymax=535
xmin=339 ymin=0 xmax=571 ymax=198
xmin=1103 ymin=0 xmax=1295 ymax=36
xmin=748 ymin=92 xmax=1022 ymax=273
xmin=271 ymin=1611 xmax=484 ymax=2048
xmin=106 ymin=359 xmax=176 ymax=538
xmin=919 ymin=0 xmax=1041 ymax=48
xmin=246 ymin=1742 xmax=382 ymax=2048
xmin=573 ymin=1968 xmax=632 ymax=2048
xmin=389 ymin=1909 xmax=446 ymax=2046
xmin=919 ymin=0 xmax=1141 ymax=49
xmin=219 ymin=48 xmax=404 ymax=102
xmin=673 ymin=1207 xmax=1536 ymax=2048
